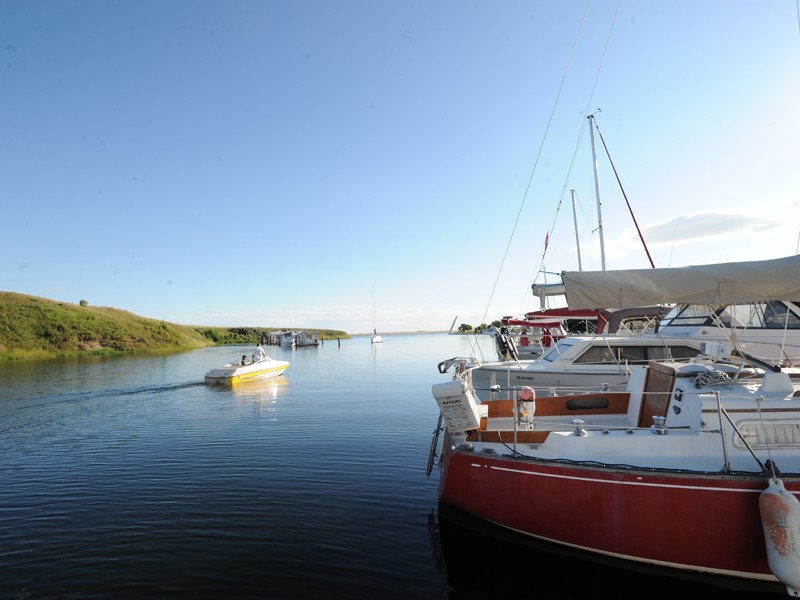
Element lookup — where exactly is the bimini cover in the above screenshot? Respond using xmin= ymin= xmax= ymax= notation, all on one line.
xmin=562 ymin=254 xmax=800 ymax=309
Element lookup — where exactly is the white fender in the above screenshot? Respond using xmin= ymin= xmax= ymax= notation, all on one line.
xmin=760 ymin=477 xmax=800 ymax=597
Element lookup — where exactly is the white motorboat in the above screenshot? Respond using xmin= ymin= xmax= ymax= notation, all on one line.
xmin=463 ymin=333 xmax=711 ymax=399
xmin=279 ymin=330 xmax=320 ymax=348
xmin=294 ymin=330 xmax=319 ymax=347
xmin=204 ymin=356 xmax=290 ymax=385
xmin=455 ymin=256 xmax=800 ymax=399
xmin=496 ymin=305 xmax=663 ymax=361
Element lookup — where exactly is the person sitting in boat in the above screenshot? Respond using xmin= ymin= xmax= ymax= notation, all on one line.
xmin=241 ymin=355 xmax=248 ymax=366
xmin=252 ymin=343 xmax=267 ymax=363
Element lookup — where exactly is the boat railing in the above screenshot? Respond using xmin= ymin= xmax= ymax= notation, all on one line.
xmin=471 ymin=380 xmax=796 ymax=467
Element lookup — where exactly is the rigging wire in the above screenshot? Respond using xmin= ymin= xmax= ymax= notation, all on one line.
xmin=531 ymin=0 xmax=621 ymax=293
xmin=593 ymin=121 xmax=656 ymax=268
xmin=479 ymin=0 xmax=593 ymax=329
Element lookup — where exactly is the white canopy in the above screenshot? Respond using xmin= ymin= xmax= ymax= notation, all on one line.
xmin=561 ymin=254 xmax=800 ymax=309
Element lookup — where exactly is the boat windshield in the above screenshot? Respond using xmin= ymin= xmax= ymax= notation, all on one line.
xmin=658 ymin=304 xmax=713 ymax=327
xmin=540 ymin=341 xmax=575 ymax=362
xmin=760 ymin=301 xmax=800 ymax=328
xmin=659 ymin=301 xmax=800 ymax=329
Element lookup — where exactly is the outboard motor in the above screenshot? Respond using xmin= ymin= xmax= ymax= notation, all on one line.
xmin=495 ymin=328 xmax=519 ymax=362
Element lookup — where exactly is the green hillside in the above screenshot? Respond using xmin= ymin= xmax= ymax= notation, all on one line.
xmin=0 ymin=292 xmax=349 ymax=360
xmin=0 ymin=292 xmax=212 ymax=359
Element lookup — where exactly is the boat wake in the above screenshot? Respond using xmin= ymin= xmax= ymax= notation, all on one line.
xmin=3 ymin=380 xmax=206 ymax=411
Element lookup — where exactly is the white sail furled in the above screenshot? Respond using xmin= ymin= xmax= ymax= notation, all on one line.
xmin=562 ymin=254 xmax=800 ymax=309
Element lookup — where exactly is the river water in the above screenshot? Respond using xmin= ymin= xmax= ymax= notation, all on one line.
xmin=0 ymin=333 xmax=787 ymax=599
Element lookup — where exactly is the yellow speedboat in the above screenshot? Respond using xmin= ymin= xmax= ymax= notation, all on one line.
xmin=204 ymin=356 xmax=289 ymax=385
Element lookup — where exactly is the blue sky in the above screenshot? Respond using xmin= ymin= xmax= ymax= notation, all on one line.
xmin=2 ymin=1 xmax=799 ymax=333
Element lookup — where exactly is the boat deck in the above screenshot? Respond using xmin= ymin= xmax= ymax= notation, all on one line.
xmin=466 ymin=392 xmax=637 ymax=444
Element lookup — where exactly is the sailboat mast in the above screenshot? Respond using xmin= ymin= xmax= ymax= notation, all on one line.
xmin=588 ymin=114 xmax=606 ymax=271
xmin=570 ymin=188 xmax=583 ymax=271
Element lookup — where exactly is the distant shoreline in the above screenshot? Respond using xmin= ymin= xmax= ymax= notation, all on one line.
xmin=351 ymin=331 xmax=449 ymax=336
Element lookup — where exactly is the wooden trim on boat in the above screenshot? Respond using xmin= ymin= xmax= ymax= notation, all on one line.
xmin=466 ymin=430 xmax=551 ymax=444
xmin=481 ymin=393 xmax=631 ymax=418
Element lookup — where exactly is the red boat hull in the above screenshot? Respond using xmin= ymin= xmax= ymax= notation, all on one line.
xmin=438 ymin=446 xmax=796 ymax=581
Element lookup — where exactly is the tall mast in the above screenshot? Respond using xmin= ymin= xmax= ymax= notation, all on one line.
xmin=588 ymin=114 xmax=606 ymax=270
xmin=570 ymin=188 xmax=583 ymax=271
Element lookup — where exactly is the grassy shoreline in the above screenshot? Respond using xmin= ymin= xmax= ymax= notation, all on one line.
xmin=0 ymin=291 xmax=349 ymax=361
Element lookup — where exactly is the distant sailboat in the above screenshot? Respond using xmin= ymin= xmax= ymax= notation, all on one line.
xmin=371 ymin=288 xmax=383 ymax=343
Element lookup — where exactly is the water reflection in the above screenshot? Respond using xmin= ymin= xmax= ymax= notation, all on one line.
xmin=0 ymin=336 xmax=499 ymax=599
xmin=228 ymin=377 xmax=289 ymax=403
xmin=223 ymin=377 xmax=290 ymax=428
xmin=430 ymin=503 xmax=787 ymax=599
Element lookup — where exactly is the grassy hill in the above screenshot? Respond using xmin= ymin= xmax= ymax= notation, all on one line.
xmin=0 ymin=292 xmax=348 ymax=360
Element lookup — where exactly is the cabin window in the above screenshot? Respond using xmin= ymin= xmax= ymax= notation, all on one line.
xmin=657 ymin=346 xmax=701 ymax=360
xmin=541 ymin=341 xmax=575 ymax=362
xmin=572 ymin=346 xmax=617 ymax=364
xmin=572 ymin=345 xmax=650 ymax=364
xmin=573 ymin=344 xmax=701 ymax=365
xmin=618 ymin=346 xmax=648 ymax=363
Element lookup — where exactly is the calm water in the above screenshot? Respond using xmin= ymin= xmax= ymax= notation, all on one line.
xmin=0 ymin=334 xmax=788 ymax=599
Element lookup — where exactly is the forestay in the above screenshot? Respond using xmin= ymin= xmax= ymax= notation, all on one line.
xmin=561 ymin=254 xmax=800 ymax=309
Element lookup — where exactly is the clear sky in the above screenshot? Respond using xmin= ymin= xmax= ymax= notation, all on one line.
xmin=2 ymin=1 xmax=799 ymax=334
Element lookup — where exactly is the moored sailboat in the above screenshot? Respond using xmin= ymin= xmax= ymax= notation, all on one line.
xmin=371 ymin=288 xmax=383 ymax=343
xmin=429 ymin=254 xmax=800 ymax=596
